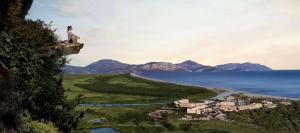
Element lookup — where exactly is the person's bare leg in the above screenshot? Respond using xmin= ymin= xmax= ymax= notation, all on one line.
xmin=72 ymin=37 xmax=78 ymax=43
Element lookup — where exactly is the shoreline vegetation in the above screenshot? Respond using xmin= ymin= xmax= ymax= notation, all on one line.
xmin=63 ymin=73 xmax=217 ymax=107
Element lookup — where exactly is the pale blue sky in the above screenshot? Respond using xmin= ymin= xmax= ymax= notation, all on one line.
xmin=27 ymin=0 xmax=300 ymax=69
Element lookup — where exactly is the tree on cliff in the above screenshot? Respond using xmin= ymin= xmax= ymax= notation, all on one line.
xmin=0 ymin=0 xmax=83 ymax=132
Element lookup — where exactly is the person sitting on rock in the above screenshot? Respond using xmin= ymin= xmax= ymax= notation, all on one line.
xmin=67 ymin=26 xmax=80 ymax=44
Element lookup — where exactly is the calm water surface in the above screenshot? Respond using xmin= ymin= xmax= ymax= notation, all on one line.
xmin=138 ymin=71 xmax=300 ymax=98
xmin=90 ymin=128 xmax=119 ymax=133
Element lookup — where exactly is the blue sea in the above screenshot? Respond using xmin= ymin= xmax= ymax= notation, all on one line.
xmin=138 ymin=71 xmax=300 ymax=98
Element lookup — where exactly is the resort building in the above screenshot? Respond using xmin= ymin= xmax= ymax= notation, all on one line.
xmin=174 ymin=99 xmax=208 ymax=108
xmin=178 ymin=103 xmax=196 ymax=108
xmin=176 ymin=99 xmax=189 ymax=104
xmin=238 ymin=103 xmax=263 ymax=111
xmin=261 ymin=100 xmax=277 ymax=108
xmin=216 ymin=102 xmax=237 ymax=112
xmin=174 ymin=99 xmax=190 ymax=107
xmin=187 ymin=104 xmax=209 ymax=114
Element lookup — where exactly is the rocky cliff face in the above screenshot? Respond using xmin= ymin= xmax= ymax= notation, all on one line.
xmin=175 ymin=60 xmax=222 ymax=72
xmin=63 ymin=59 xmax=272 ymax=74
xmin=141 ymin=62 xmax=185 ymax=71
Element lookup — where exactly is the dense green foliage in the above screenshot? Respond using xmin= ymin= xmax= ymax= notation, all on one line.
xmin=0 ymin=68 xmax=19 ymax=132
xmin=0 ymin=0 xmax=82 ymax=132
xmin=74 ymin=106 xmax=268 ymax=133
xmin=20 ymin=112 xmax=59 ymax=133
xmin=75 ymin=74 xmax=216 ymax=98
xmin=0 ymin=1 xmax=32 ymax=131
xmin=228 ymin=101 xmax=300 ymax=133
xmin=0 ymin=0 xmax=33 ymax=31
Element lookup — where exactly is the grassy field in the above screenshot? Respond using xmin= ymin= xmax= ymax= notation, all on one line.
xmin=64 ymin=74 xmax=216 ymax=104
xmin=64 ymin=74 xmax=168 ymax=104
xmin=73 ymin=74 xmax=216 ymax=98
xmin=64 ymin=74 xmax=269 ymax=133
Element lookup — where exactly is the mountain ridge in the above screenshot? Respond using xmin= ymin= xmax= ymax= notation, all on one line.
xmin=63 ymin=59 xmax=272 ymax=74
xmin=215 ymin=62 xmax=272 ymax=72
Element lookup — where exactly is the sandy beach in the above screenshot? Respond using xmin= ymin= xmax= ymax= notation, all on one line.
xmin=131 ymin=72 xmax=299 ymax=101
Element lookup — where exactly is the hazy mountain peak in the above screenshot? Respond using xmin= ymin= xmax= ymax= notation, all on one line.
xmin=180 ymin=60 xmax=199 ymax=65
xmin=63 ymin=60 xmax=272 ymax=74
xmin=215 ymin=62 xmax=272 ymax=72
xmin=177 ymin=60 xmax=205 ymax=71
xmin=86 ymin=59 xmax=126 ymax=67
xmin=90 ymin=59 xmax=122 ymax=64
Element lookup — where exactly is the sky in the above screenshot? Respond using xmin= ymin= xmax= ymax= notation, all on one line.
xmin=27 ymin=0 xmax=300 ymax=69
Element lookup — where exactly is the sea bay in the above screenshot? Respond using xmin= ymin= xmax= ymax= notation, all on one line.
xmin=138 ymin=71 xmax=300 ymax=98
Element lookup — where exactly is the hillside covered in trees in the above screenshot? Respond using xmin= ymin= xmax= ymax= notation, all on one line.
xmin=228 ymin=102 xmax=300 ymax=133
xmin=0 ymin=0 xmax=82 ymax=132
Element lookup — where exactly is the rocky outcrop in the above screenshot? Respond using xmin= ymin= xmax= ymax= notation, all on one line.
xmin=141 ymin=62 xmax=186 ymax=71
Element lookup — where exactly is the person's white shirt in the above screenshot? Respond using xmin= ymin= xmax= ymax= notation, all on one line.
xmin=68 ymin=30 xmax=73 ymax=41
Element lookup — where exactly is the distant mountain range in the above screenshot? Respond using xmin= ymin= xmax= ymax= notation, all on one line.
xmin=63 ymin=59 xmax=272 ymax=74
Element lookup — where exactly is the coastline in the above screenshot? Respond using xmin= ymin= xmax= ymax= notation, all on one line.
xmin=130 ymin=72 xmax=299 ymax=101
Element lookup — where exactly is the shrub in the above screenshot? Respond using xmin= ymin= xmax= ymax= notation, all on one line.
xmin=179 ymin=123 xmax=191 ymax=131
xmin=161 ymin=121 xmax=176 ymax=130
xmin=20 ymin=112 xmax=59 ymax=133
